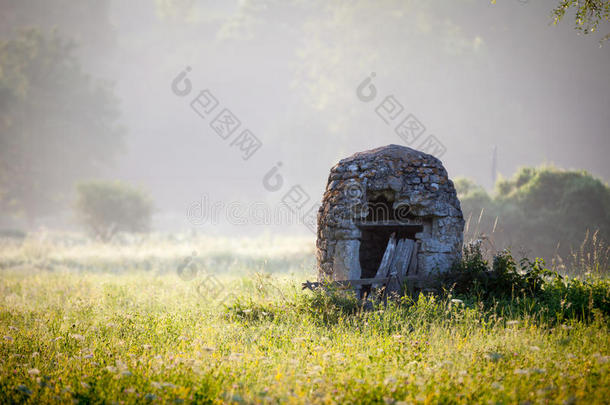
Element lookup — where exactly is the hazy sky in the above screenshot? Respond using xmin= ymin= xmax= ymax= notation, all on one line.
xmin=2 ymin=0 xmax=609 ymax=233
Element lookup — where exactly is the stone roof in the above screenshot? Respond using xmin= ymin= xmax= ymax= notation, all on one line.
xmin=337 ymin=144 xmax=441 ymax=167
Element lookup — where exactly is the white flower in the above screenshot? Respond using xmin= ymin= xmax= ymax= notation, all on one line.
xmin=384 ymin=377 xmax=397 ymax=384
xmin=228 ymin=352 xmax=242 ymax=361
xmin=28 ymin=368 xmax=40 ymax=375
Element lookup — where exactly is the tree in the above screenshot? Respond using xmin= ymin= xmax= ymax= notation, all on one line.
xmin=552 ymin=0 xmax=610 ymax=43
xmin=75 ymin=181 xmax=153 ymax=241
xmin=0 ymin=29 xmax=124 ymax=225
xmin=457 ymin=166 xmax=610 ymax=260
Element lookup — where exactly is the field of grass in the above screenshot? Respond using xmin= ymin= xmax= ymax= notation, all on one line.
xmin=0 ymin=233 xmax=609 ymax=404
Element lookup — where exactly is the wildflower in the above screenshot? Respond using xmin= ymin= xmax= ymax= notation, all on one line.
xmin=8 ymin=326 xmax=18 ymax=331
xmin=124 ymin=387 xmax=136 ymax=394
xmin=228 ymin=352 xmax=242 ymax=361
xmin=506 ymin=320 xmax=519 ymax=326
xmin=384 ymin=377 xmax=397 ymax=384
xmin=121 ymin=370 xmax=133 ymax=377
xmin=392 ymin=334 xmax=405 ymax=343
xmin=28 ymin=368 xmax=40 ymax=376
xmin=309 ymin=365 xmax=322 ymax=374
xmin=70 ymin=334 xmax=84 ymax=341
xmin=491 ymin=382 xmax=504 ymax=390
xmin=4 ymin=335 xmax=13 ymax=342
xmin=106 ymin=366 xmax=118 ymax=373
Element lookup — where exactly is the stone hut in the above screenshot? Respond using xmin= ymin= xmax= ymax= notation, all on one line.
xmin=316 ymin=145 xmax=464 ymax=288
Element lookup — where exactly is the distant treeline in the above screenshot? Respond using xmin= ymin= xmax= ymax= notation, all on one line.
xmin=455 ymin=166 xmax=610 ymax=265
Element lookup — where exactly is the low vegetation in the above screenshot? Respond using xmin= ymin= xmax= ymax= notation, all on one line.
xmin=0 ymin=233 xmax=609 ymax=404
xmin=75 ymin=181 xmax=153 ymax=241
xmin=455 ymin=166 xmax=610 ymax=263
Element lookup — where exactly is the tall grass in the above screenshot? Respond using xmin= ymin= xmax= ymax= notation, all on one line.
xmin=0 ymin=271 xmax=609 ymax=404
xmin=0 ymin=232 xmax=608 ymax=403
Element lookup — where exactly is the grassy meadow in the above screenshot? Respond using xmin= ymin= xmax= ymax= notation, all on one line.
xmin=0 ymin=233 xmax=609 ymax=404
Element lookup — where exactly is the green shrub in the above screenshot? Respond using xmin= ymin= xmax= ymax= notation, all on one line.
xmin=441 ymin=242 xmax=610 ymax=322
xmin=457 ymin=166 xmax=610 ymax=266
xmin=440 ymin=241 xmax=553 ymax=299
xmin=297 ymin=284 xmax=362 ymax=324
xmin=75 ymin=180 xmax=152 ymax=241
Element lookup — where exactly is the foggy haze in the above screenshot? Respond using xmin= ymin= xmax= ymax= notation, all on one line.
xmin=2 ymin=0 xmax=609 ymax=234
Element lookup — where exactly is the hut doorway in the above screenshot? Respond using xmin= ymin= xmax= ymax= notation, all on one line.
xmin=357 ymin=224 xmax=422 ymax=279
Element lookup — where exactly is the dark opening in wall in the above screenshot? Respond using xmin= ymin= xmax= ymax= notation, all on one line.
xmin=357 ymin=224 xmax=422 ymax=279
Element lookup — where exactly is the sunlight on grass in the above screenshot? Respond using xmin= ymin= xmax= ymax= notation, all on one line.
xmin=0 ymin=234 xmax=608 ymax=403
